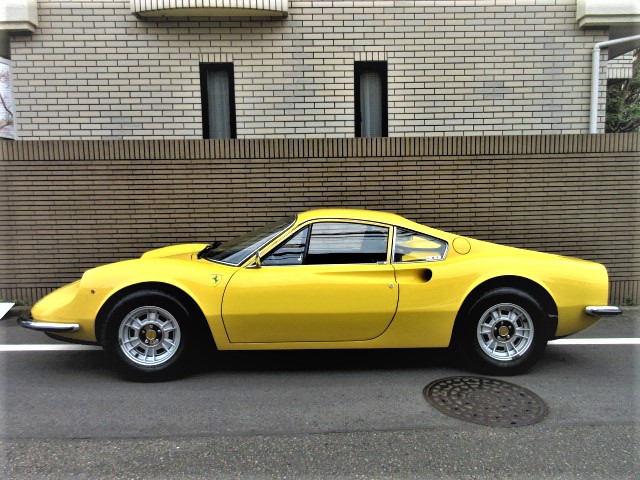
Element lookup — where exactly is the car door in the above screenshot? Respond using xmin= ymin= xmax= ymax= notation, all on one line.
xmin=221 ymin=221 xmax=398 ymax=343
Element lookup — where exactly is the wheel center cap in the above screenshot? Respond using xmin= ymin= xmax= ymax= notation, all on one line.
xmin=493 ymin=321 xmax=515 ymax=341
xmin=498 ymin=325 xmax=510 ymax=337
xmin=141 ymin=325 xmax=161 ymax=346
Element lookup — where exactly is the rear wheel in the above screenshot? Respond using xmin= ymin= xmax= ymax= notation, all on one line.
xmin=460 ymin=288 xmax=549 ymax=375
xmin=102 ymin=291 xmax=192 ymax=381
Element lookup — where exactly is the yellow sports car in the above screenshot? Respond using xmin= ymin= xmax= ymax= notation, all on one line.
xmin=20 ymin=209 xmax=621 ymax=380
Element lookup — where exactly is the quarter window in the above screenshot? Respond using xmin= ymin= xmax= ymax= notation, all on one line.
xmin=262 ymin=227 xmax=309 ymax=266
xmin=394 ymin=228 xmax=447 ymax=263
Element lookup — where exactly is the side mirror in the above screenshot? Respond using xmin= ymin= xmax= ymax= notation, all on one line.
xmin=247 ymin=251 xmax=262 ymax=269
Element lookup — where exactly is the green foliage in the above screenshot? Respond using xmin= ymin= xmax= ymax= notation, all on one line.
xmin=606 ymin=50 xmax=640 ymax=133
xmin=0 ymin=298 xmax=29 ymax=307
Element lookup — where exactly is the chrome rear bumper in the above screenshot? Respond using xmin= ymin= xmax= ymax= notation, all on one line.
xmin=585 ymin=306 xmax=623 ymax=317
xmin=18 ymin=314 xmax=80 ymax=333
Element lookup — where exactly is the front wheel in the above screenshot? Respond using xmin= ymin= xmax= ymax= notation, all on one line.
xmin=102 ymin=291 xmax=192 ymax=381
xmin=459 ymin=288 xmax=549 ymax=375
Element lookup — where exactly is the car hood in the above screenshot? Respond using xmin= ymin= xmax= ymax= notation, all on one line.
xmin=140 ymin=243 xmax=208 ymax=260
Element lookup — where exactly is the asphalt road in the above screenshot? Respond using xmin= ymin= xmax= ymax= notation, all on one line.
xmin=0 ymin=308 xmax=638 ymax=479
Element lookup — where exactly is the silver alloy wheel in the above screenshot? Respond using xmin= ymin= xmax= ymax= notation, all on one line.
xmin=118 ymin=306 xmax=182 ymax=366
xmin=476 ymin=303 xmax=534 ymax=362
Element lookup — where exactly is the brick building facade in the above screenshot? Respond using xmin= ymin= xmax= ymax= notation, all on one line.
xmin=3 ymin=0 xmax=637 ymax=139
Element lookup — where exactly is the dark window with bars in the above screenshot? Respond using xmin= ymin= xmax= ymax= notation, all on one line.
xmin=200 ymin=63 xmax=236 ymax=139
xmin=354 ymin=61 xmax=388 ymax=137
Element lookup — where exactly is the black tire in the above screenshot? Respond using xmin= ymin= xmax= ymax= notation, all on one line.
xmin=459 ymin=288 xmax=549 ymax=375
xmin=101 ymin=290 xmax=192 ymax=381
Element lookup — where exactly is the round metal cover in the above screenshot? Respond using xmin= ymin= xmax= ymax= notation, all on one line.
xmin=424 ymin=376 xmax=548 ymax=427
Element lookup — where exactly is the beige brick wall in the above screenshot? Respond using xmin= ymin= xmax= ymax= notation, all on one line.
xmin=1 ymin=134 xmax=638 ymax=304
xmin=607 ymin=52 xmax=635 ymax=80
xmin=9 ymin=0 xmax=609 ymax=139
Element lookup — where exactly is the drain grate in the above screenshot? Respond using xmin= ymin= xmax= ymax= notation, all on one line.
xmin=424 ymin=376 xmax=548 ymax=427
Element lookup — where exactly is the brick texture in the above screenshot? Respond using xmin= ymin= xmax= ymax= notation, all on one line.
xmin=9 ymin=0 xmax=610 ymax=139
xmin=607 ymin=52 xmax=634 ymax=80
xmin=1 ymin=133 xmax=638 ymax=305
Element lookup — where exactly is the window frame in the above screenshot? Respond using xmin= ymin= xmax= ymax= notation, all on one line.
xmin=261 ymin=225 xmax=311 ymax=267
xmin=354 ymin=61 xmax=388 ymax=138
xmin=261 ymin=219 xmax=392 ymax=267
xmin=200 ymin=62 xmax=237 ymax=139
xmin=391 ymin=226 xmax=449 ymax=264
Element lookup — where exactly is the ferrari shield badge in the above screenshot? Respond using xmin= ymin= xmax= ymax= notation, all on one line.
xmin=211 ymin=274 xmax=222 ymax=286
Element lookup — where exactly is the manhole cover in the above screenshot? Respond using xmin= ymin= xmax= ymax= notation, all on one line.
xmin=424 ymin=376 xmax=548 ymax=427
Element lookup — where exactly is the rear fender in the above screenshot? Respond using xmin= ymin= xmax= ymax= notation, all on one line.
xmin=451 ymin=274 xmax=558 ymax=345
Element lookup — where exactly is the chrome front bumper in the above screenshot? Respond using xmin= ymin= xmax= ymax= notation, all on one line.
xmin=18 ymin=314 xmax=80 ymax=333
xmin=585 ymin=306 xmax=623 ymax=317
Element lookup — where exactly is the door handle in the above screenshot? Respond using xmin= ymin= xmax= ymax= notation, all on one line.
xmin=422 ymin=269 xmax=433 ymax=282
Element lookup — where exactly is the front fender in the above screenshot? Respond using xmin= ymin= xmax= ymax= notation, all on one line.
xmin=33 ymin=258 xmax=236 ymax=343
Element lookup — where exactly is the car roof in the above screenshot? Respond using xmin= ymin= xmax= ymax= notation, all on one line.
xmin=297 ymin=208 xmax=413 ymax=227
xmin=294 ymin=208 xmax=457 ymax=242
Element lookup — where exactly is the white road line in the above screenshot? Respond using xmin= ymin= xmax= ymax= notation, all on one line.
xmin=0 ymin=303 xmax=14 ymax=320
xmin=0 ymin=345 xmax=100 ymax=352
xmin=549 ymin=338 xmax=640 ymax=345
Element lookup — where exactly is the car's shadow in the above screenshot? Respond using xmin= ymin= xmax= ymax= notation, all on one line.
xmin=13 ymin=342 xmax=591 ymax=383
xmin=192 ymin=347 xmax=458 ymax=374
xmin=6 ymin=347 xmax=461 ymax=384
xmin=20 ymin=346 xmax=589 ymax=382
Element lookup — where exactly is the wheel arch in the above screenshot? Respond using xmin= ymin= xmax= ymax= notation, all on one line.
xmin=95 ymin=281 xmax=215 ymax=348
xmin=451 ymin=275 xmax=558 ymax=344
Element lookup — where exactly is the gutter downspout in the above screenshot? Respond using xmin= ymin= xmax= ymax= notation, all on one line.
xmin=590 ymin=33 xmax=640 ymax=133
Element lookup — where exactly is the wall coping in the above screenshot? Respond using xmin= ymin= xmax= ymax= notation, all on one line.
xmin=2 ymin=134 xmax=639 ymax=162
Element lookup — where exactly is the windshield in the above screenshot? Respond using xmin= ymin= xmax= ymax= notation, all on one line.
xmin=202 ymin=216 xmax=296 ymax=266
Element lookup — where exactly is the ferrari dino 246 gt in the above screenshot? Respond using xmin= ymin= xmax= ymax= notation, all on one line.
xmin=20 ymin=209 xmax=621 ymax=380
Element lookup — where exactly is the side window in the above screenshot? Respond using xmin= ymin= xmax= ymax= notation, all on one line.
xmin=306 ymin=222 xmax=389 ymax=265
xmin=394 ymin=228 xmax=447 ymax=263
xmin=262 ymin=227 xmax=309 ymax=266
